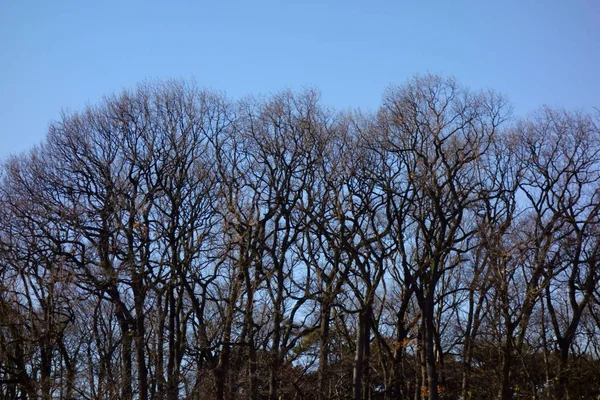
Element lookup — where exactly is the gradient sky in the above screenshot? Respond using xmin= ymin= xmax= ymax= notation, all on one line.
xmin=1 ymin=0 xmax=599 ymax=160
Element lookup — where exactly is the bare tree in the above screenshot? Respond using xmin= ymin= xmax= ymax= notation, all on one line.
xmin=3 ymin=76 xmax=600 ymax=400
xmin=379 ymin=75 xmax=509 ymax=400
xmin=521 ymin=108 xmax=600 ymax=399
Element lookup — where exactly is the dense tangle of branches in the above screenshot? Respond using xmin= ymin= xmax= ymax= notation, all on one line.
xmin=1 ymin=75 xmax=600 ymax=400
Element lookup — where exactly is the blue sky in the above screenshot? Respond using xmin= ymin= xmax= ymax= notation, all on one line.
xmin=1 ymin=1 xmax=599 ymax=160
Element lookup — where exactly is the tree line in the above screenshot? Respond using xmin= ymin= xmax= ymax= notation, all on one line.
xmin=1 ymin=75 xmax=599 ymax=400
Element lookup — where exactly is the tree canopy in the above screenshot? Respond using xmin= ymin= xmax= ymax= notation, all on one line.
xmin=1 ymin=76 xmax=599 ymax=400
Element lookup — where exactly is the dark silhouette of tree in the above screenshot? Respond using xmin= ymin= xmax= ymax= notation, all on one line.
xmin=2 ymin=76 xmax=600 ymax=400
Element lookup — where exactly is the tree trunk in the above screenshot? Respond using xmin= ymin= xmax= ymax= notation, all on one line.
xmin=156 ymin=293 xmax=167 ymax=398
xmin=166 ymin=284 xmax=179 ymax=400
xmin=423 ymin=292 xmax=439 ymax=400
xmin=364 ymin=305 xmax=372 ymax=400
xmin=243 ymin=265 xmax=258 ymax=400
xmin=58 ymin=338 xmax=76 ymax=399
xmin=40 ymin=337 xmax=52 ymax=400
xmin=392 ymin=316 xmax=408 ymax=399
xmin=215 ymin=261 xmax=244 ymax=400
xmin=353 ymin=308 xmax=366 ymax=400
xmin=556 ymin=338 xmax=570 ymax=400
xmin=269 ymin=266 xmax=284 ymax=400
xmin=419 ymin=321 xmax=426 ymax=400
xmin=318 ymin=300 xmax=331 ymax=400
xmin=499 ymin=341 xmax=513 ymax=400
xmin=133 ymin=280 xmax=149 ymax=400
xmin=460 ymin=292 xmax=475 ymax=400
xmin=122 ymin=325 xmax=134 ymax=400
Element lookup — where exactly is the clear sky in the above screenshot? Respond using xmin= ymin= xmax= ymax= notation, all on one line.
xmin=1 ymin=1 xmax=599 ymax=160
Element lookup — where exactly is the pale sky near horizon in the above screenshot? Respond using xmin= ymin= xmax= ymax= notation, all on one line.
xmin=1 ymin=1 xmax=599 ymax=160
